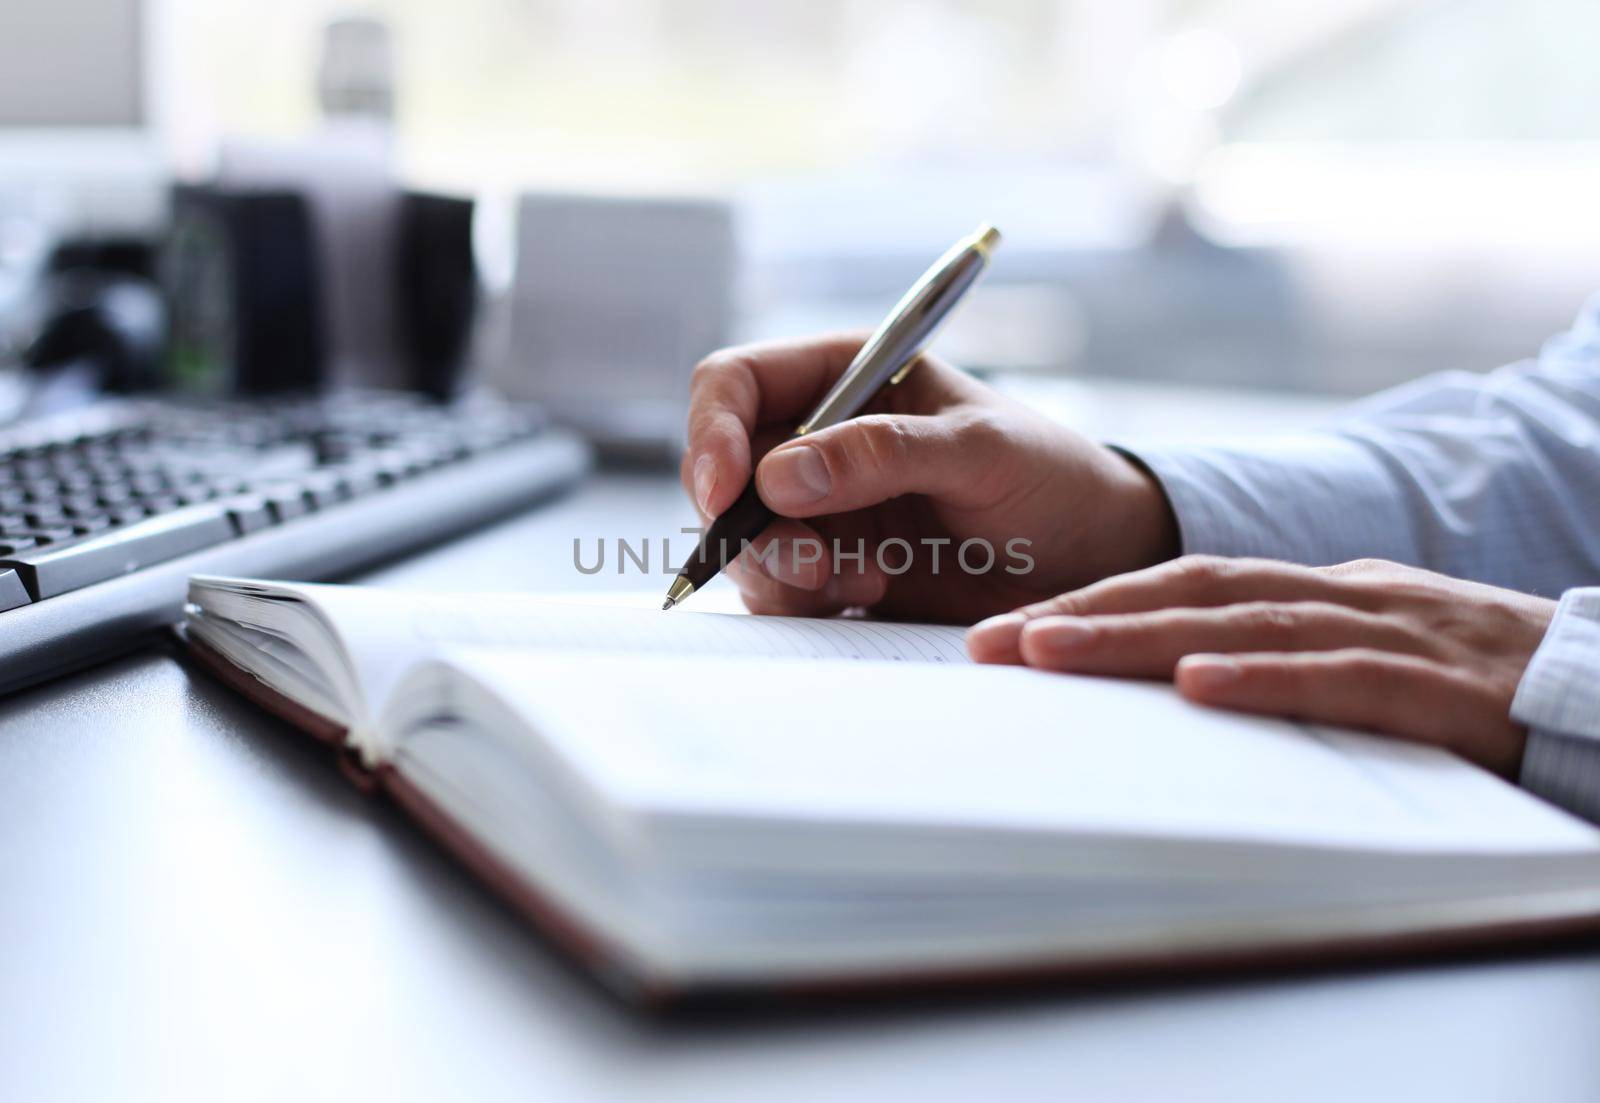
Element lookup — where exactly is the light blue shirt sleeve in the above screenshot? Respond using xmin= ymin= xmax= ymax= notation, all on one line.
xmin=1512 ymin=589 xmax=1600 ymax=821
xmin=1120 ymin=294 xmax=1600 ymax=821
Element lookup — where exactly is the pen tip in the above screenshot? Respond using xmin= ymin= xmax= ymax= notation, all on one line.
xmin=662 ymin=575 xmax=694 ymax=611
xmin=662 ymin=573 xmax=694 ymax=605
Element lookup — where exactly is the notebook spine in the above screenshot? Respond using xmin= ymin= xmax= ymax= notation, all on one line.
xmin=337 ymin=745 xmax=382 ymax=794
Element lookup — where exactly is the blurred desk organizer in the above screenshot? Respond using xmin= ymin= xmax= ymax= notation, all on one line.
xmin=166 ymin=135 xmax=479 ymax=399
xmin=499 ymin=193 xmax=736 ymax=462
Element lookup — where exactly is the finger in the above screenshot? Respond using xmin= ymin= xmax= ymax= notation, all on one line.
xmin=685 ymin=335 xmax=867 ymax=516
xmin=678 ymin=422 xmax=796 ymax=525
xmin=734 ymin=518 xmax=832 ymax=591
xmin=734 ymin=548 xmax=889 ymax=617
xmin=679 ymin=447 xmax=711 ymax=520
xmin=1037 ymin=556 xmax=1392 ymax=618
xmin=1174 ymin=649 xmax=1522 ymax=777
xmin=969 ymin=556 xmax=1384 ymax=664
xmin=1013 ymin=603 xmax=1426 ymax=677
xmin=731 ymin=516 xmax=892 ymax=606
xmin=756 ymin=410 xmax=1006 ymax=518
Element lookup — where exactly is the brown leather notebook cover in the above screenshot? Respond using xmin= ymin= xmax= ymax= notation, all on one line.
xmin=178 ymin=628 xmax=1600 ymax=1007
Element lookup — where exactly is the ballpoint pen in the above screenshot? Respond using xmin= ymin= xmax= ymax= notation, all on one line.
xmin=662 ymin=222 xmax=1001 ymax=610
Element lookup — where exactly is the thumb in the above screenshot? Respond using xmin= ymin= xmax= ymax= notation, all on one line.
xmin=755 ymin=413 xmax=982 ymax=517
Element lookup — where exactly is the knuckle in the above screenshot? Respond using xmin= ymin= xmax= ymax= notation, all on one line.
xmin=1324 ymin=557 xmax=1398 ymax=577
xmin=687 ymin=414 xmax=744 ymax=463
xmin=1170 ymin=554 xmax=1231 ymax=587
xmin=951 ymin=408 xmax=1006 ymax=451
xmin=807 ymin=434 xmax=851 ymax=481
xmin=1028 ymin=593 xmax=1084 ymax=619
xmin=857 ymin=409 xmax=908 ymax=467
xmin=846 ymin=416 xmax=912 ymax=475
xmin=690 ymin=348 xmax=743 ymax=385
xmin=1333 ymin=647 xmax=1396 ymax=684
xmin=703 ymin=413 xmax=743 ymax=446
xmin=1233 ymin=602 xmax=1301 ymax=638
xmin=689 ymin=349 xmax=759 ymax=406
xmin=949 ymin=409 xmax=1029 ymax=503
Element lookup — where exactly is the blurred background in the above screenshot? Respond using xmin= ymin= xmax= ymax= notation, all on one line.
xmin=3 ymin=0 xmax=1599 ymax=438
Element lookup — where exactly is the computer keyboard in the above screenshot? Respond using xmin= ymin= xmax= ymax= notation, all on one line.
xmin=0 ymin=392 xmax=589 ymax=695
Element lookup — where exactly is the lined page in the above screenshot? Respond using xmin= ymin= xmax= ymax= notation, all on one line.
xmin=410 ymin=598 xmax=970 ymax=663
xmin=192 ymin=579 xmax=970 ymax=720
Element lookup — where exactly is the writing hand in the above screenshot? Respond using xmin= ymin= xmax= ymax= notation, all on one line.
xmin=682 ymin=333 xmax=1178 ymax=622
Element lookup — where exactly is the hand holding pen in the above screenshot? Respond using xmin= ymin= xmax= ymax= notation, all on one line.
xmin=672 ymin=225 xmax=1181 ymax=624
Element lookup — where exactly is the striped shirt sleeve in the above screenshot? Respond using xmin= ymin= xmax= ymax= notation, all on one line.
xmin=1514 ymin=588 xmax=1600 ymax=821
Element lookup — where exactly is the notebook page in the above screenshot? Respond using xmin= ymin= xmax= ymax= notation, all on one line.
xmin=433 ymin=649 xmax=1600 ymax=868
xmin=202 ymin=580 xmax=970 ymax=719
xmin=410 ymin=597 xmax=969 ymax=662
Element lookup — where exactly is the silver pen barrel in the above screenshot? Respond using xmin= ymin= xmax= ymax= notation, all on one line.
xmin=797 ymin=224 xmax=1000 ymax=435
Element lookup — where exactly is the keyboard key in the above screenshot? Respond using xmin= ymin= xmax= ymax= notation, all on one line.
xmin=251 ymin=485 xmax=311 ymax=522
xmin=219 ymin=495 xmax=274 ymax=536
xmin=107 ymin=505 xmax=149 ymax=527
xmin=20 ymin=480 xmax=61 ymax=503
xmin=56 ymin=472 xmax=96 ymax=494
xmin=60 ymin=496 xmax=103 ymax=517
xmin=7 ymin=528 xmax=77 ymax=545
xmin=298 ymin=472 xmax=348 ymax=509
xmin=127 ymin=474 xmax=168 ymax=496
xmin=362 ymin=448 xmax=420 ymax=482
xmin=93 ymin=484 xmax=138 ymax=507
xmin=0 ymin=505 xmax=235 ymax=599
xmin=0 ymin=568 xmax=27 ymax=612
xmin=337 ymin=466 xmax=383 ymax=498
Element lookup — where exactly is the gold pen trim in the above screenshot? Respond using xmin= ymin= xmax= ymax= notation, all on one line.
xmin=969 ymin=223 xmax=1001 ymax=260
xmin=887 ymin=355 xmax=921 ymax=387
xmin=661 ymin=574 xmax=695 ymax=611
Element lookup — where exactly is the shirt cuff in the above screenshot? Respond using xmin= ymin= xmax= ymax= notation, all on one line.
xmin=1514 ymin=588 xmax=1600 ymax=823
xmin=1520 ymin=732 xmax=1600 ymax=825
xmin=1115 ymin=435 xmax=1417 ymax=566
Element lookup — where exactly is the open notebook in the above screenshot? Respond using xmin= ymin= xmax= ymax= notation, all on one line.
xmin=182 ymin=575 xmax=1600 ymax=1002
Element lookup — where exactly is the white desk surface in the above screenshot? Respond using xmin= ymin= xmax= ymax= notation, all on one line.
xmin=3 ymin=380 xmax=1598 ymax=1102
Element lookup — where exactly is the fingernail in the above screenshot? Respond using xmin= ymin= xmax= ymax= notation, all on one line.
xmin=967 ymin=613 xmax=1026 ymax=662
xmin=1180 ymin=655 xmax=1242 ymax=690
xmin=759 ymin=446 xmax=830 ymax=509
xmin=1022 ymin=616 xmax=1097 ymax=659
xmin=693 ymin=454 xmax=717 ymax=516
